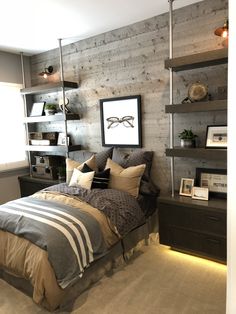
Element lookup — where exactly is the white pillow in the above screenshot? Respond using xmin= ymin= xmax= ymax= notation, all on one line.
xmin=66 ymin=155 xmax=96 ymax=184
xmin=69 ymin=168 xmax=95 ymax=190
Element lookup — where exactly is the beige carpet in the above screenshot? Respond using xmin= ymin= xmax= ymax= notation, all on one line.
xmin=0 ymin=242 xmax=226 ymax=314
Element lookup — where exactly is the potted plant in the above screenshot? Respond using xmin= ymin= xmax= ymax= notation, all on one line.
xmin=178 ymin=129 xmax=198 ymax=148
xmin=44 ymin=103 xmax=57 ymax=115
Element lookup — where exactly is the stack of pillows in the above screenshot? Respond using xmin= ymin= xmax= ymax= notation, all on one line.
xmin=66 ymin=147 xmax=153 ymax=198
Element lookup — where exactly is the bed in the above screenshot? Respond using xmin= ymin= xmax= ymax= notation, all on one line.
xmin=0 ymin=148 xmax=159 ymax=311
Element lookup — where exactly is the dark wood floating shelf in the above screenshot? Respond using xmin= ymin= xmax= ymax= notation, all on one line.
xmin=166 ymin=147 xmax=227 ymax=161
xmin=158 ymin=194 xmax=226 ymax=211
xmin=24 ymin=113 xmax=80 ymax=123
xmin=165 ymin=99 xmax=227 ymax=113
xmin=25 ymin=144 xmax=81 ymax=153
xmin=165 ymin=48 xmax=228 ymax=71
xmin=21 ymin=81 xmax=78 ymax=95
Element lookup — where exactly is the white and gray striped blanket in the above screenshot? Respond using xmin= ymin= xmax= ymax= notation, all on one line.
xmin=0 ymin=196 xmax=108 ymax=288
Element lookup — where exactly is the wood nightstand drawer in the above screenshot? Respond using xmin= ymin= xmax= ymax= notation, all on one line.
xmin=158 ymin=195 xmax=227 ymax=262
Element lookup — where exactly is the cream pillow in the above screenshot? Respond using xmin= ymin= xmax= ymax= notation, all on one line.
xmin=69 ymin=168 xmax=95 ymax=189
xmin=105 ymin=158 xmax=146 ymax=198
xmin=66 ymin=155 xmax=96 ymax=184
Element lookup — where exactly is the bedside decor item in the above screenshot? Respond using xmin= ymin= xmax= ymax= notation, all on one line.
xmin=191 ymin=186 xmax=209 ymax=201
xmin=44 ymin=103 xmax=57 ymax=115
xmin=100 ymin=95 xmax=142 ymax=147
xmin=178 ymin=129 xmax=197 ymax=148
xmin=205 ymin=125 xmax=227 ymax=148
xmin=30 ymin=102 xmax=45 ymax=117
xmin=38 ymin=66 xmax=54 ymax=79
xmin=196 ymin=168 xmax=227 ymax=199
xmin=179 ymin=178 xmax=194 ymax=197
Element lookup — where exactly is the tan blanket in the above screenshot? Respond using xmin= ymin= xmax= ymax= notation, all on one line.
xmin=0 ymin=192 xmax=119 ymax=310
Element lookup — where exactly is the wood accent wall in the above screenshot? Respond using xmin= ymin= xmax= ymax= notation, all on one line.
xmin=30 ymin=0 xmax=228 ymax=193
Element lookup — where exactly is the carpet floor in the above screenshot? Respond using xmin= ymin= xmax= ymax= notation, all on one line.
xmin=0 ymin=242 xmax=226 ymax=314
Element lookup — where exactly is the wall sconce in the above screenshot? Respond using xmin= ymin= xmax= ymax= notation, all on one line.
xmin=38 ymin=66 xmax=54 ymax=79
xmin=214 ymin=19 xmax=228 ymax=38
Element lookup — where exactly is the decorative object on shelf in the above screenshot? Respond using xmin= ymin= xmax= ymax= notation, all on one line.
xmin=191 ymin=186 xmax=209 ymax=201
xmin=59 ymin=97 xmax=71 ymax=113
xmin=30 ymin=102 xmax=45 ymax=117
xmin=44 ymin=103 xmax=57 ymax=115
xmin=205 ymin=125 xmax=227 ymax=148
xmin=182 ymin=82 xmax=209 ymax=103
xmin=57 ymin=132 xmax=70 ymax=146
xmin=178 ymin=129 xmax=197 ymax=148
xmin=196 ymin=168 xmax=227 ymax=199
xmin=38 ymin=66 xmax=54 ymax=79
xmin=179 ymin=178 xmax=194 ymax=197
xmin=100 ymin=95 xmax=142 ymax=147
xmin=29 ymin=132 xmax=58 ymax=146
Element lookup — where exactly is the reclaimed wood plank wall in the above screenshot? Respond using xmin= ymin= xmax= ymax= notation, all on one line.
xmin=30 ymin=0 xmax=228 ymax=193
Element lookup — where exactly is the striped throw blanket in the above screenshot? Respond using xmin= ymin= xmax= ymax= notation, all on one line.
xmin=0 ymin=194 xmax=118 ymax=288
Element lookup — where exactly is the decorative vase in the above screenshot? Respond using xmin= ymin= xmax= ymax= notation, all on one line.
xmin=45 ymin=109 xmax=55 ymax=116
xmin=180 ymin=139 xmax=195 ymax=148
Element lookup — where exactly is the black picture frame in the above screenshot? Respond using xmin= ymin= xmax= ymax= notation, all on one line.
xmin=205 ymin=125 xmax=227 ymax=149
xmin=195 ymin=168 xmax=227 ymax=199
xmin=100 ymin=95 xmax=142 ymax=147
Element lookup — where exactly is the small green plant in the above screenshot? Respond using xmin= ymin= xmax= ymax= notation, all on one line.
xmin=44 ymin=103 xmax=57 ymax=110
xmin=178 ymin=129 xmax=198 ymax=140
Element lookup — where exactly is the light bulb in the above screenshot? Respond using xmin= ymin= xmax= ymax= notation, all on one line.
xmin=43 ymin=73 xmax=48 ymax=79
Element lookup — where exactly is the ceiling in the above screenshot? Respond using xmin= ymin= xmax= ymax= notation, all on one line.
xmin=1 ymin=0 xmax=202 ymax=56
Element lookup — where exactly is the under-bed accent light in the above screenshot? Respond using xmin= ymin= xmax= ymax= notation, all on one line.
xmin=39 ymin=66 xmax=54 ymax=79
xmin=214 ymin=19 xmax=229 ymax=38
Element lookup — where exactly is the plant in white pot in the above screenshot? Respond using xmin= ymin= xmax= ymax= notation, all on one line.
xmin=179 ymin=129 xmax=198 ymax=148
xmin=44 ymin=103 xmax=57 ymax=115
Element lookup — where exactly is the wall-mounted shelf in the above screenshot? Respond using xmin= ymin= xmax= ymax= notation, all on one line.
xmin=166 ymin=147 xmax=227 ymax=161
xmin=165 ymin=48 xmax=228 ymax=72
xmin=20 ymin=81 xmax=78 ymax=95
xmin=25 ymin=145 xmax=81 ymax=153
xmin=24 ymin=113 xmax=80 ymax=123
xmin=165 ymin=99 xmax=227 ymax=113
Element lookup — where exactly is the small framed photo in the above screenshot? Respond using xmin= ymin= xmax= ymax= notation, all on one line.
xmin=196 ymin=168 xmax=227 ymax=199
xmin=205 ymin=125 xmax=227 ymax=149
xmin=30 ymin=102 xmax=45 ymax=117
xmin=179 ymin=178 xmax=194 ymax=197
xmin=57 ymin=132 xmax=70 ymax=146
xmin=192 ymin=187 xmax=209 ymax=201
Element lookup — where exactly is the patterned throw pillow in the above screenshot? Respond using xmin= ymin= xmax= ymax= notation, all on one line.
xmin=69 ymin=168 xmax=95 ymax=189
xmin=95 ymin=147 xmax=113 ymax=171
xmin=81 ymin=163 xmax=110 ymax=189
xmin=66 ymin=155 xmax=97 ymax=184
xmin=105 ymin=158 xmax=146 ymax=198
xmin=112 ymin=148 xmax=153 ymax=181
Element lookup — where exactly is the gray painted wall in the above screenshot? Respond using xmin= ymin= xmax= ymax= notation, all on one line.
xmin=0 ymin=51 xmax=31 ymax=204
xmin=30 ymin=0 xmax=227 ymax=194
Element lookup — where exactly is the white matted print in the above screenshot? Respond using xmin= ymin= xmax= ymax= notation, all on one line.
xmin=205 ymin=125 xmax=227 ymax=148
xmin=100 ymin=95 xmax=142 ymax=147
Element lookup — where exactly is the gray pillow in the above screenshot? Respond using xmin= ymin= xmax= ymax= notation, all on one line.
xmin=112 ymin=148 xmax=153 ymax=181
xmin=69 ymin=147 xmax=113 ymax=171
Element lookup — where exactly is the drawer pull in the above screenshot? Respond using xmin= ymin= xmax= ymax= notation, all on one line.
xmin=207 ymin=216 xmax=220 ymax=222
xmin=206 ymin=238 xmax=220 ymax=244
